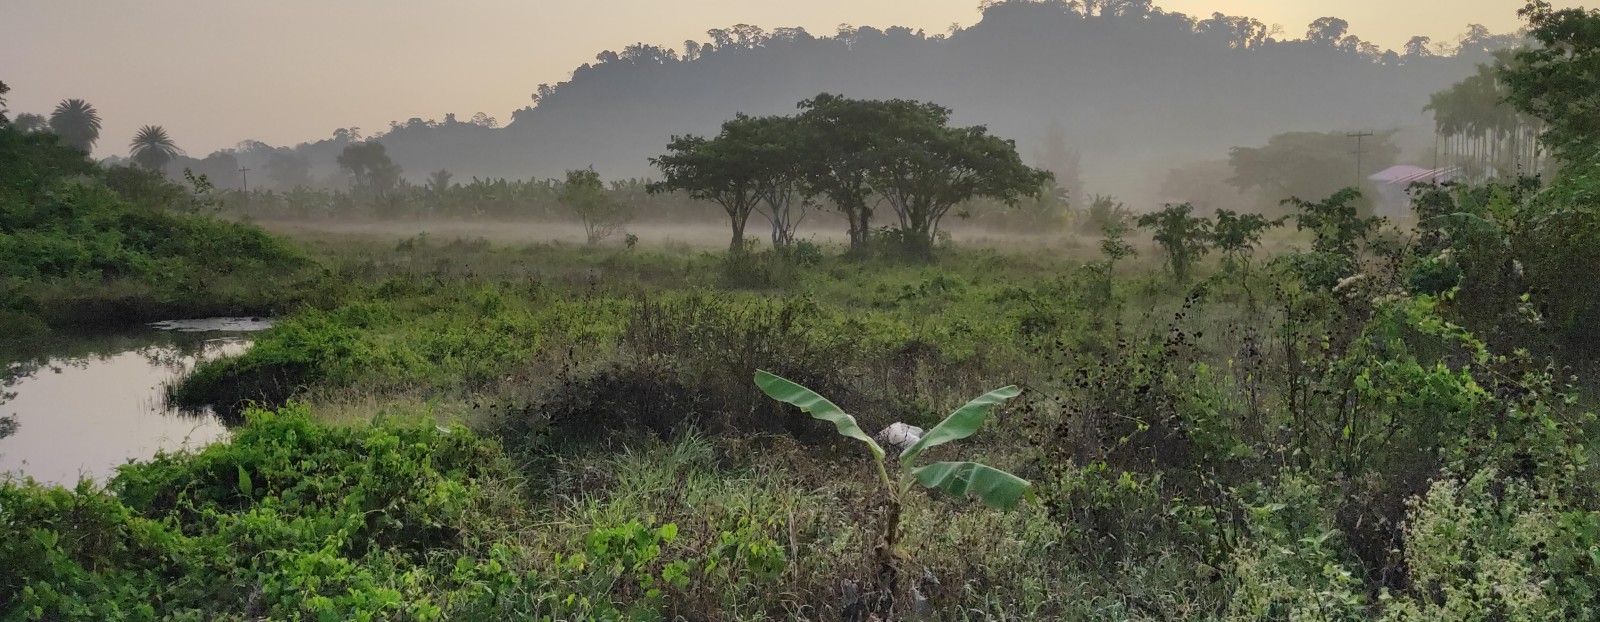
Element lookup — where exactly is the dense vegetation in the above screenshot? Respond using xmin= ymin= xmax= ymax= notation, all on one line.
xmin=10 ymin=2 xmax=1600 ymax=620
xmin=0 ymin=128 xmax=321 ymax=340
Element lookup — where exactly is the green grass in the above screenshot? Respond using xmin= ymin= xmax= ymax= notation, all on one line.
xmin=8 ymin=143 xmax=1600 ymax=620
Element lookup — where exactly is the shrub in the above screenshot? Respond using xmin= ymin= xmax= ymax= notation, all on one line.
xmin=1138 ymin=202 xmax=1213 ymax=284
xmin=0 ymin=404 xmax=521 ymax=620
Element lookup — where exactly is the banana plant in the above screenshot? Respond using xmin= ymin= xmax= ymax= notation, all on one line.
xmin=754 ymin=370 xmax=1033 ymax=513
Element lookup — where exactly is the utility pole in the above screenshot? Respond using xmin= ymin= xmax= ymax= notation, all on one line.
xmin=1347 ymin=131 xmax=1374 ymax=186
xmin=1440 ymin=129 xmax=1452 ymax=180
xmin=239 ymin=166 xmax=251 ymax=193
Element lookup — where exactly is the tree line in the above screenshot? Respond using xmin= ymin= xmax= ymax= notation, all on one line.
xmin=4 ymin=1 xmax=1512 ymax=202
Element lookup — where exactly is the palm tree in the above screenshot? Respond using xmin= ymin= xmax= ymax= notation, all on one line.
xmin=129 ymin=125 xmax=181 ymax=172
xmin=49 ymin=99 xmax=102 ymax=152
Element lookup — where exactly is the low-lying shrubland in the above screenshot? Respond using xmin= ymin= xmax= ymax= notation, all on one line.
xmin=0 ymin=127 xmax=325 ymax=342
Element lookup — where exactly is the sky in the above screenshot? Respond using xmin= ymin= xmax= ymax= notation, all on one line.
xmin=0 ymin=0 xmax=1575 ymax=157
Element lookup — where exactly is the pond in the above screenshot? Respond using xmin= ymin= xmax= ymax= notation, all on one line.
xmin=0 ymin=318 xmax=271 ymax=486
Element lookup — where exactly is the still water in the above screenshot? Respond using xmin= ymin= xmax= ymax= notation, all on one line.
xmin=0 ymin=318 xmax=270 ymax=486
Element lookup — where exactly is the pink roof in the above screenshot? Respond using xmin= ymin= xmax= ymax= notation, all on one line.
xmin=1369 ymin=165 xmax=1461 ymax=184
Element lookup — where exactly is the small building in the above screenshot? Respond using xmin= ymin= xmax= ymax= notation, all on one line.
xmin=1368 ymin=165 xmax=1463 ymax=218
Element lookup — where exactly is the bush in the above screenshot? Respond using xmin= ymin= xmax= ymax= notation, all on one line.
xmin=0 ymin=405 xmax=521 ymax=620
xmin=0 ymin=125 xmax=318 ymax=334
xmin=1382 ymin=467 xmax=1600 ymax=622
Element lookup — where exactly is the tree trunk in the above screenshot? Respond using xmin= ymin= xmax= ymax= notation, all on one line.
xmin=730 ymin=216 xmax=747 ymax=254
xmin=847 ymin=208 xmax=869 ymax=255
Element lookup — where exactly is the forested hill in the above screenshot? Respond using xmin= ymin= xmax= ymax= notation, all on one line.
xmin=244 ymin=1 xmax=1514 ymax=203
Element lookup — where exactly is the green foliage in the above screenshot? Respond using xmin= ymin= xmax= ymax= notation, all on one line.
xmin=1212 ymin=209 xmax=1286 ymax=269
xmin=1505 ymin=1 xmax=1600 ymax=162
xmin=0 ymin=404 xmax=520 ymax=620
xmin=48 ymin=98 xmax=100 ymax=153
xmin=1283 ymin=188 xmax=1383 ymax=289
xmin=657 ymin=94 xmax=1049 ymax=259
xmin=754 ymin=370 xmax=1030 ymax=511
xmin=754 ymin=370 xmax=885 ymax=460
xmin=337 ymin=141 xmax=403 ymax=198
xmin=649 ymin=114 xmax=780 ymax=254
xmin=850 ymin=97 xmax=1051 ymax=259
xmin=909 ymin=461 xmax=1032 ymax=510
xmin=900 ymin=385 xmax=1022 ymax=464
xmin=1225 ymin=475 xmax=1366 ymax=621
xmin=1137 ymin=202 xmax=1212 ymax=284
xmin=128 ymin=125 xmax=179 ymax=173
xmin=1381 ymin=466 xmax=1600 ymax=622
xmin=0 ymin=125 xmax=316 ymax=336
xmin=1081 ymin=194 xmax=1133 ymax=234
xmin=560 ymin=168 xmax=632 ymax=244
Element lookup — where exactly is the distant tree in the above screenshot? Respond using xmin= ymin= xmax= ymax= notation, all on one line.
xmin=1195 ymin=13 xmax=1271 ymax=49
xmin=1306 ymin=17 xmax=1351 ymax=46
xmin=50 ymin=98 xmax=102 ymax=152
xmin=1456 ymin=23 xmax=1499 ymax=57
xmin=1034 ymin=122 xmax=1085 ymax=209
xmin=1404 ymin=36 xmax=1435 ymax=59
xmin=337 ymin=141 xmax=402 ymax=196
xmin=772 ymin=27 xmax=813 ymax=43
xmin=129 ymin=125 xmax=181 ymax=173
xmin=266 ymin=151 xmax=313 ymax=189
xmin=12 ymin=113 xmax=47 ymax=134
xmin=649 ymin=115 xmax=771 ymax=254
xmin=531 ymin=84 xmax=558 ymax=106
xmin=561 ymin=168 xmax=631 ymax=244
xmin=1104 ymin=0 xmax=1154 ymax=18
xmin=469 ymin=112 xmax=498 ymax=128
xmin=1080 ymin=194 xmax=1133 ymax=234
xmin=863 ymin=99 xmax=1051 ymax=257
xmin=795 ymin=93 xmax=884 ymax=253
xmin=330 ymin=127 xmax=363 ymax=142
xmin=184 ymin=150 xmax=240 ymax=189
xmin=744 ymin=116 xmax=810 ymax=248
xmin=0 ymin=79 xmax=9 ymax=124
xmin=1428 ymin=50 xmax=1543 ymax=179
xmin=427 ymin=169 xmax=454 ymax=193
xmin=1159 ymin=159 xmax=1256 ymax=214
xmin=1229 ymin=131 xmax=1398 ymax=212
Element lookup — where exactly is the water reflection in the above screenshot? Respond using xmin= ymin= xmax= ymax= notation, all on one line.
xmin=0 ymin=320 xmax=266 ymax=486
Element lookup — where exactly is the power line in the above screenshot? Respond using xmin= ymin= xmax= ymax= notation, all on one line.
xmin=239 ymin=166 xmax=251 ymax=193
xmin=1347 ymin=131 xmax=1374 ymax=187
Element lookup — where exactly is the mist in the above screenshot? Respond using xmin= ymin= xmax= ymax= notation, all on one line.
xmin=3 ymin=0 xmax=1542 ymax=211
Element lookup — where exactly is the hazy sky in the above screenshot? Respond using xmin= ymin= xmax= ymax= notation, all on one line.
xmin=0 ymin=0 xmax=1570 ymax=157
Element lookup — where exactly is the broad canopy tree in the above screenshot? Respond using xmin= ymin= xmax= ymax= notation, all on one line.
xmin=795 ymin=93 xmax=885 ymax=253
xmin=655 ymin=93 xmax=1048 ymax=258
xmin=864 ymin=100 xmax=1051 ymax=256
xmin=337 ymin=141 xmax=403 ymax=197
xmin=649 ymin=114 xmax=774 ymax=254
